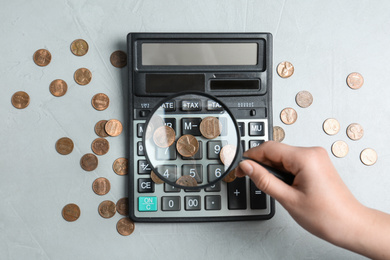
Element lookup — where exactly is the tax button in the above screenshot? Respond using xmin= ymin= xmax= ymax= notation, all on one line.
xmin=138 ymin=196 xmax=158 ymax=212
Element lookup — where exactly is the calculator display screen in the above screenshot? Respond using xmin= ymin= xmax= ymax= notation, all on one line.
xmin=142 ymin=43 xmax=258 ymax=66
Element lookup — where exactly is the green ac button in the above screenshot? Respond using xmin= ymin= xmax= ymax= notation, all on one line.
xmin=138 ymin=196 xmax=158 ymax=212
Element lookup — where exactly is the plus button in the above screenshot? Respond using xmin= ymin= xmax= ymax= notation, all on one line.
xmin=234 ymin=189 xmax=240 ymax=196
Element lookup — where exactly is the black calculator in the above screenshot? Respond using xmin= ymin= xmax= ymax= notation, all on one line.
xmin=127 ymin=33 xmax=274 ymax=222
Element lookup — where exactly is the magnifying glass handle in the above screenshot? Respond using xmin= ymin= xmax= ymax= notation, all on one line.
xmin=241 ymin=156 xmax=295 ymax=185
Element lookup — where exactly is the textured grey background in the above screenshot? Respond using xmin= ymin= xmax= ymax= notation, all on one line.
xmin=1 ymin=0 xmax=390 ymax=259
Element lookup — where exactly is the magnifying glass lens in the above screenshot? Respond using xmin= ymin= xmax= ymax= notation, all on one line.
xmin=143 ymin=93 xmax=240 ymax=189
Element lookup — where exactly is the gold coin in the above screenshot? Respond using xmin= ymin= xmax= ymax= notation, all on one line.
xmin=277 ymin=61 xmax=294 ymax=78
xmin=98 ymin=200 xmax=116 ymax=219
xmin=347 ymin=72 xmax=364 ymax=90
xmin=62 ymin=203 xmax=80 ymax=222
xmin=11 ymin=91 xmax=30 ymax=109
xmin=105 ymin=119 xmax=123 ymax=137
xmin=110 ymin=50 xmax=127 ymax=68
xmin=116 ymin=198 xmax=129 ymax=216
xmin=176 ymin=135 xmax=199 ymax=157
xmin=331 ymin=141 xmax=349 ymax=158
xmin=80 ymin=153 xmax=98 ymax=171
xmin=360 ymin=148 xmax=377 ymax=166
xmin=176 ymin=175 xmax=198 ymax=187
xmin=153 ymin=126 xmax=176 ymax=148
xmin=70 ymin=39 xmax=89 ymax=56
xmin=33 ymin=49 xmax=51 ymax=67
xmin=346 ymin=123 xmax=364 ymax=141
xmin=113 ymin=158 xmax=128 ymax=176
xmin=92 ymin=177 xmax=110 ymax=196
xmin=56 ymin=137 xmax=74 ymax=155
xmin=199 ymin=116 xmax=222 ymax=139
xmin=92 ymin=93 xmax=110 ymax=111
xmin=273 ymin=126 xmax=285 ymax=142
xmin=280 ymin=107 xmax=297 ymax=125
xmin=117 ymin=217 xmax=135 ymax=236
xmin=74 ymin=68 xmax=92 ymax=85
xmin=91 ymin=138 xmax=110 ymax=156
xmin=295 ymin=90 xmax=313 ymax=108
xmin=151 ymin=170 xmax=164 ymax=184
xmin=323 ymin=118 xmax=340 ymax=135
xmin=223 ymin=168 xmax=237 ymax=183
xmin=94 ymin=120 xmax=109 ymax=137
xmin=49 ymin=79 xmax=68 ymax=97
xmin=220 ymin=144 xmax=237 ymax=167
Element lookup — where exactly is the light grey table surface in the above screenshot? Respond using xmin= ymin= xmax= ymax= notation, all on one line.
xmin=1 ymin=0 xmax=389 ymax=259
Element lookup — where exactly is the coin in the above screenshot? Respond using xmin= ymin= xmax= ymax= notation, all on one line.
xmin=220 ymin=144 xmax=237 ymax=167
xmin=92 ymin=93 xmax=110 ymax=111
xmin=331 ymin=140 xmax=349 ymax=158
xmin=346 ymin=123 xmax=364 ymax=141
xmin=33 ymin=49 xmax=51 ymax=66
xmin=117 ymin=217 xmax=135 ymax=236
xmin=80 ymin=153 xmax=98 ymax=171
xmin=280 ymin=107 xmax=297 ymax=125
xmin=74 ymin=68 xmax=92 ymax=85
xmin=70 ymin=39 xmax=89 ymax=56
xmin=200 ymin=116 xmax=222 ymax=139
xmin=323 ymin=118 xmax=340 ymax=135
xmin=49 ymin=79 xmax=68 ymax=97
xmin=98 ymin=200 xmax=116 ymax=219
xmin=92 ymin=177 xmax=110 ymax=195
xmin=153 ymin=126 xmax=176 ymax=148
xmin=91 ymin=138 xmax=110 ymax=156
xmin=150 ymin=170 xmax=164 ymax=184
xmin=347 ymin=72 xmax=364 ymax=89
xmin=176 ymin=134 xmax=199 ymax=157
xmin=277 ymin=61 xmax=294 ymax=78
xmin=62 ymin=203 xmax=80 ymax=222
xmin=223 ymin=168 xmax=237 ymax=183
xmin=295 ymin=90 xmax=313 ymax=108
xmin=110 ymin=50 xmax=127 ymax=68
xmin=360 ymin=148 xmax=377 ymax=166
xmin=273 ymin=126 xmax=285 ymax=142
xmin=113 ymin=158 xmax=128 ymax=176
xmin=11 ymin=91 xmax=30 ymax=109
xmin=56 ymin=137 xmax=74 ymax=155
xmin=116 ymin=198 xmax=129 ymax=216
xmin=105 ymin=119 xmax=123 ymax=137
xmin=176 ymin=175 xmax=198 ymax=187
xmin=94 ymin=120 xmax=109 ymax=137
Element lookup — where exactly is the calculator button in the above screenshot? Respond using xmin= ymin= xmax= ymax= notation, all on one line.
xmin=238 ymin=122 xmax=245 ymax=137
xmin=164 ymin=118 xmax=176 ymax=131
xmin=162 ymin=196 xmax=181 ymax=211
xmin=227 ymin=178 xmax=247 ymax=209
xmin=249 ymin=122 xmax=265 ymax=136
xmin=156 ymin=165 xmax=177 ymax=182
xmin=207 ymin=100 xmax=223 ymax=111
xmin=182 ymin=164 xmax=203 ymax=183
xmin=139 ymin=110 xmax=150 ymax=118
xmin=207 ymin=164 xmax=224 ymax=182
xmin=205 ymin=195 xmax=221 ymax=210
xmin=181 ymin=118 xmax=202 ymax=136
xmin=137 ymin=141 xmax=144 ymax=156
xmin=207 ymin=141 xmax=226 ymax=159
xmin=181 ymin=99 xmax=202 ymax=111
xmin=250 ymin=180 xmax=266 ymax=209
xmin=138 ymin=196 xmax=157 ymax=212
xmin=138 ymin=160 xmax=151 ymax=174
xmin=182 ymin=141 xmax=202 ymax=160
xmin=138 ymin=178 xmax=155 ymax=193
xmin=249 ymin=140 xmax=264 ymax=149
xmin=161 ymin=101 xmax=175 ymax=111
xmin=156 ymin=145 xmax=177 ymax=160
xmin=205 ymin=182 xmax=221 ymax=192
xmin=137 ymin=123 xmax=145 ymax=138
xmin=164 ymin=183 xmax=181 ymax=192
xmin=185 ymin=196 xmax=201 ymax=210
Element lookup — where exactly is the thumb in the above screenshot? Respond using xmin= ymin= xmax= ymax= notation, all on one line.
xmin=239 ymin=160 xmax=296 ymax=203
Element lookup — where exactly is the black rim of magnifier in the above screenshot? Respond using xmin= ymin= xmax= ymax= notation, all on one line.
xmin=142 ymin=91 xmax=241 ymax=190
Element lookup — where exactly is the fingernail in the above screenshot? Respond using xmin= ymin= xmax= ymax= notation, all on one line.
xmin=239 ymin=161 xmax=253 ymax=176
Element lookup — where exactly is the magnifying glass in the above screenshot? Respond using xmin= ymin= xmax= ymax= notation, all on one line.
xmin=142 ymin=92 xmax=294 ymax=190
